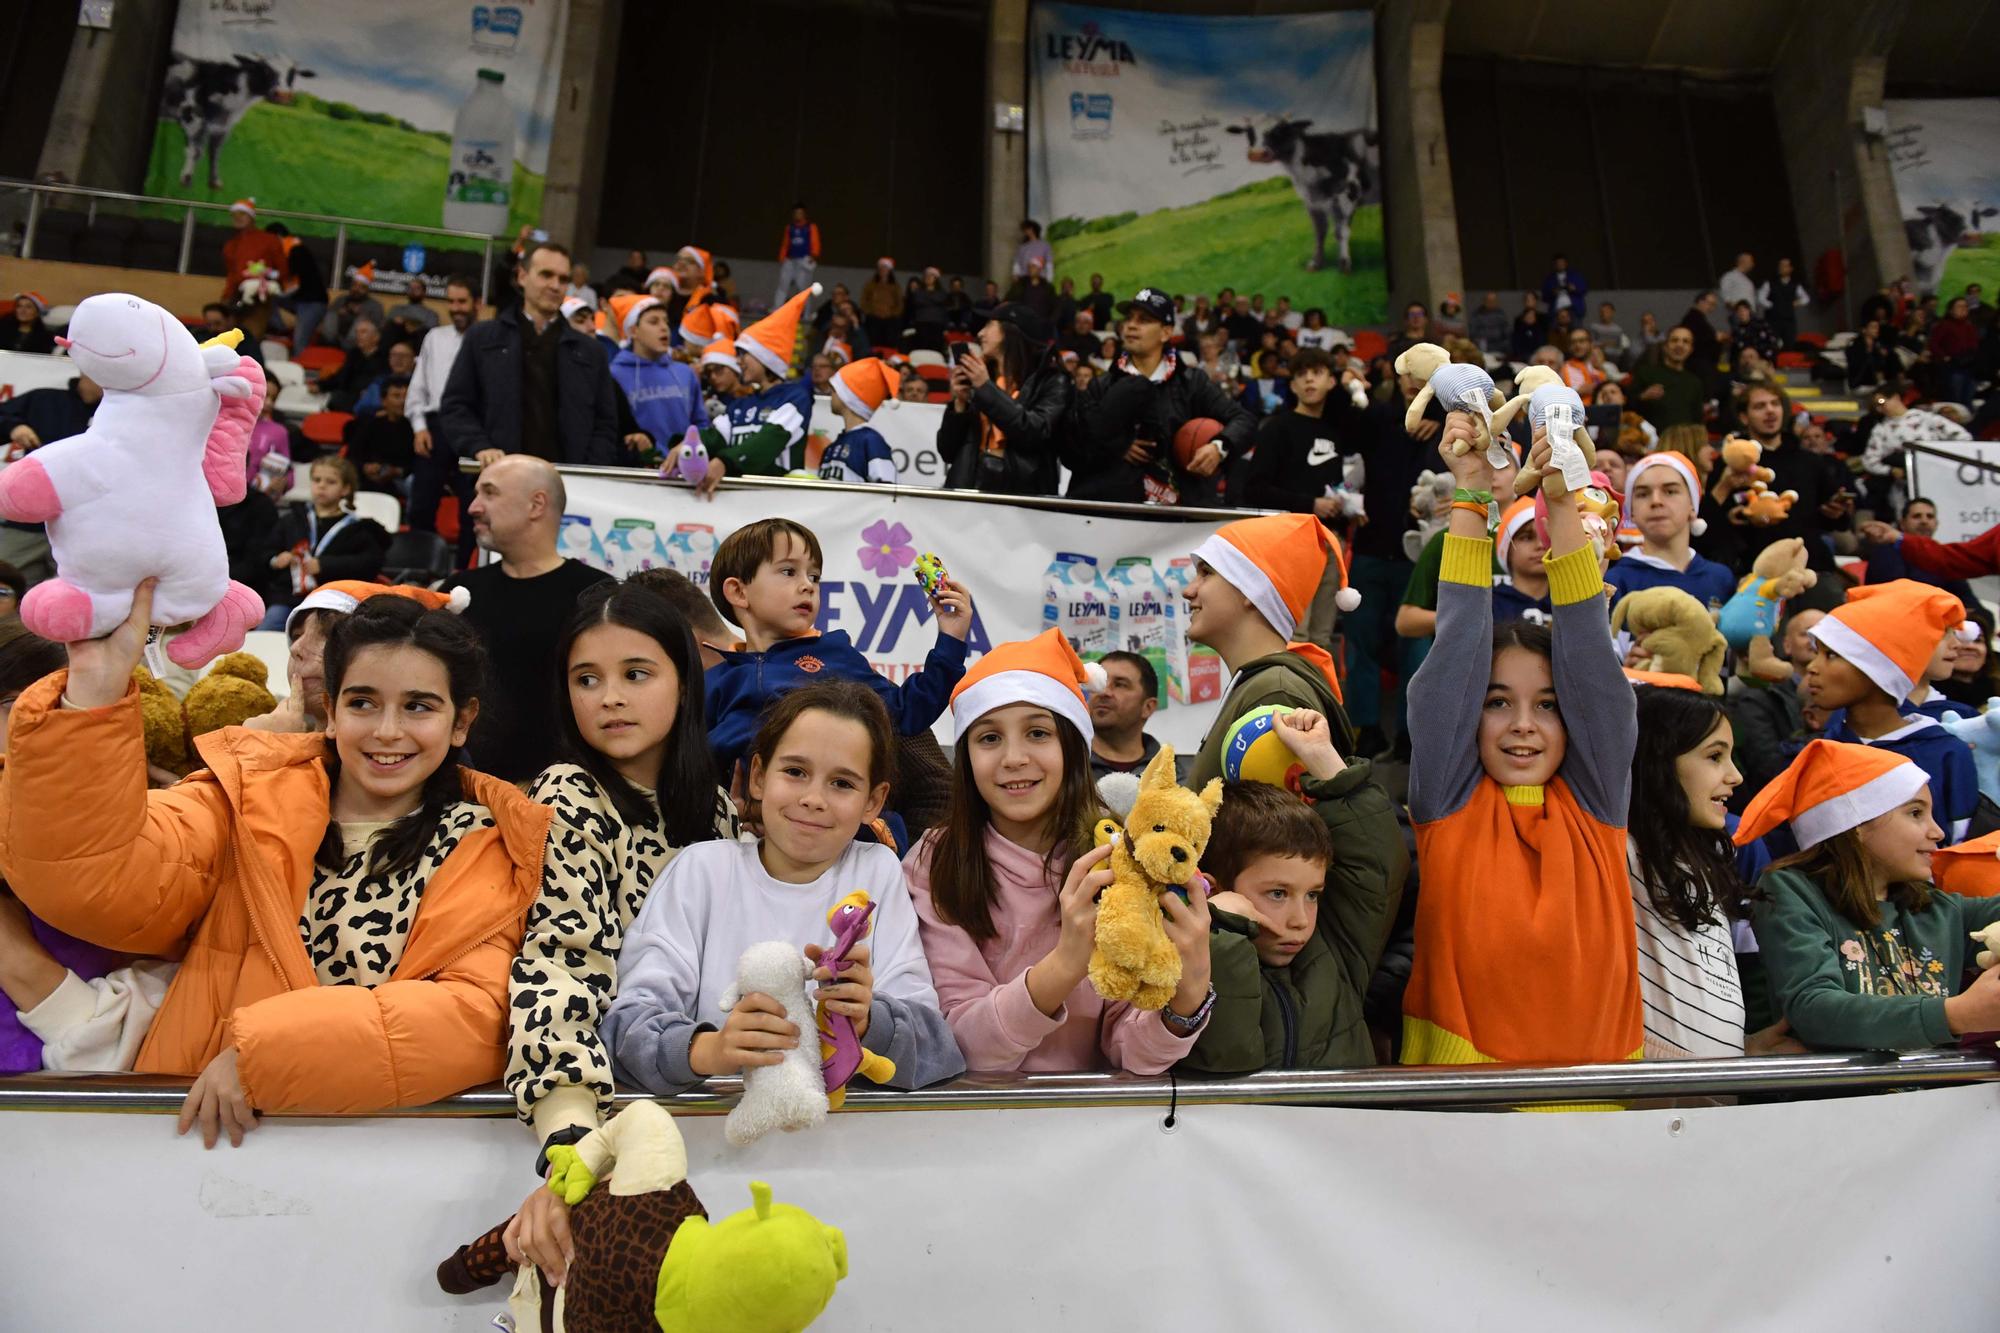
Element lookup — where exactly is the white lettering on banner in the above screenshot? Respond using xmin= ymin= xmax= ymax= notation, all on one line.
xmin=556 ymin=474 xmax=1233 ymax=752
xmin=7 ymin=1084 xmax=1998 ymax=1329
xmin=809 ymin=395 xmax=945 ymax=488
xmin=0 ymin=350 xmax=78 ymax=403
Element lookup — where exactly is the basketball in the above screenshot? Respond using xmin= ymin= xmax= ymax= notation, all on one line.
xmin=1173 ymin=416 xmax=1226 ymax=470
xmin=1220 ymin=704 xmax=1305 ymax=790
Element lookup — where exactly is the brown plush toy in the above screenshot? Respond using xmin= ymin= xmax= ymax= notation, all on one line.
xmin=1089 ymin=745 xmax=1223 ymax=1011
xmin=134 ymin=667 xmax=188 ymax=775
xmin=1609 ymin=587 xmax=1728 ymax=695
xmin=138 ymin=652 xmax=279 ymax=778
xmin=1720 ymin=435 xmax=1776 ymax=486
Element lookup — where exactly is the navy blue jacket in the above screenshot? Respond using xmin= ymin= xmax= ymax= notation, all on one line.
xmin=436 ymin=305 xmax=620 ymax=466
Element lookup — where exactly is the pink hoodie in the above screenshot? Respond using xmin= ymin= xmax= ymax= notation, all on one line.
xmin=904 ymin=826 xmax=1197 ymax=1074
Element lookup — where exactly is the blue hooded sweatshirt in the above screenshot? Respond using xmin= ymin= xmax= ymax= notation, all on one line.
xmin=611 ymin=347 xmax=709 ymax=446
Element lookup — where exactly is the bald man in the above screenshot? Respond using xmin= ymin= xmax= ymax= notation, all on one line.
xmin=446 ymin=455 xmax=611 ymax=779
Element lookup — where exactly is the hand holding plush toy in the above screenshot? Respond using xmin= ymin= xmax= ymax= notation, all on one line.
xmin=0 ymin=294 xmax=265 ymax=666
xmin=1089 ymin=746 xmax=1223 ymax=1011
xmin=1493 ymin=367 xmax=1590 ymax=498
xmin=1394 ymin=342 xmax=1506 ymax=469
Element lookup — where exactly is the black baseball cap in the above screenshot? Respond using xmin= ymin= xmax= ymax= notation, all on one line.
xmin=987 ymin=301 xmax=1053 ymax=345
xmin=1115 ymin=287 xmax=1175 ymax=324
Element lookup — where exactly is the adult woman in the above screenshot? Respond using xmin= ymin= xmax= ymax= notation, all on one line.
xmin=0 ymin=293 xmax=55 ymax=355
xmin=937 ymin=305 xmax=1073 ymax=496
xmin=859 ymin=259 xmax=904 ymax=351
xmin=1928 ymin=296 xmax=1980 ymax=405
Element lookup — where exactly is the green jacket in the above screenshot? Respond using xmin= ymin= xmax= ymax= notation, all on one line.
xmin=1188 ymin=649 xmax=1357 ymax=789
xmin=1182 ymin=762 xmax=1408 ymax=1073
xmin=1752 ymin=866 xmax=2000 ymax=1052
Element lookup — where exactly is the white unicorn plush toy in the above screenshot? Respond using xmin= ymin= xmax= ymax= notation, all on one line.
xmin=0 ymin=293 xmax=266 ymax=666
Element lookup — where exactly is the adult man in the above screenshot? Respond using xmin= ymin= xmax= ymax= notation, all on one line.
xmin=1678 ymin=291 xmax=1723 ymax=384
xmin=219 ymin=198 xmax=288 ymax=339
xmin=1005 ymin=258 xmax=1056 ymax=321
xmin=1468 ymin=292 xmax=1509 ymax=355
xmin=1757 ymin=256 xmax=1810 ymax=346
xmin=611 ymin=298 xmax=708 ymax=448
xmin=1559 ymin=327 xmax=1606 ymax=394
xmin=1081 ymin=274 xmax=1114 ymax=331
xmin=566 ymin=263 xmax=598 ymax=309
xmin=1630 ymin=326 xmax=1707 ymax=430
xmin=266 ymin=222 xmax=325 ymax=356
xmin=1707 ymin=380 xmax=1851 ymax=573
xmin=1223 ymin=294 xmax=1262 ymax=351
xmin=1717 ymin=253 xmax=1757 ymax=312
xmin=1588 ymin=302 xmax=1630 ymax=368
xmin=438 ymin=240 xmax=620 ymax=468
xmin=1541 ymin=255 xmax=1586 ymax=315
xmin=406 ymin=275 xmax=478 ymax=553
xmin=1509 ymin=292 xmax=1546 ymax=363
xmin=0 ymin=374 xmax=100 ymax=583
xmin=446 ymin=456 xmax=612 ymax=780
xmin=1058 ymin=310 xmax=1099 ymax=361
xmin=319 ymin=263 xmax=388 ymax=348
xmin=775 ymin=203 xmax=820 ymax=307
xmin=1088 ymin=651 xmax=1185 ymax=781
xmin=1011 ymin=219 xmax=1053 ymax=280
xmin=1386 ymin=302 xmax=1430 ymax=363
xmin=385 ymin=278 xmax=439 ymax=338
xmin=1860 ymin=498 xmax=1979 ymax=605
xmin=1063 ymin=287 xmax=1252 ymax=506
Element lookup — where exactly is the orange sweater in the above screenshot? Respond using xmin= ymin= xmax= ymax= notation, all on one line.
xmin=1933 ymin=829 xmax=2000 ymax=898
xmin=1401 ymin=537 xmax=1642 ymax=1065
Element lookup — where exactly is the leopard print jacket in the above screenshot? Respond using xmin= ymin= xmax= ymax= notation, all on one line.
xmin=301 ymin=801 xmax=496 ymax=987
xmin=507 ymin=765 xmax=736 ymax=1135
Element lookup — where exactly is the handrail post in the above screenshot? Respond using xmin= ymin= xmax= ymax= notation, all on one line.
xmin=177 ymin=207 xmax=195 ymax=275
xmin=331 ymin=223 xmax=347 ymax=288
xmin=480 ymin=238 xmax=492 ymax=307
xmin=21 ymin=189 xmax=40 ymax=260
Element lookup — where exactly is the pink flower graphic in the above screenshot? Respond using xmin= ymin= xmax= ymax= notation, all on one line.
xmin=858 ymin=520 xmax=916 ymax=578
xmin=1839 ymin=940 xmax=1865 ymax=962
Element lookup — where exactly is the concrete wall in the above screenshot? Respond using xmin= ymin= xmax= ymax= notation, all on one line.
xmin=1378 ymin=0 xmax=1460 ymax=313
xmin=984 ymin=0 xmax=1029 ymax=286
xmin=37 ymin=0 xmax=176 ymax=189
xmin=539 ymin=0 xmax=622 ymax=257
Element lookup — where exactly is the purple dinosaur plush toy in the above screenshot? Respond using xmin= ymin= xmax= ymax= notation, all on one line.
xmin=816 ymin=890 xmax=896 ymax=1108
xmin=667 ymin=426 xmax=710 ymax=485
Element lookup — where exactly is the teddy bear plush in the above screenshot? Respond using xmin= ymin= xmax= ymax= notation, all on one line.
xmin=722 ymin=941 xmax=827 ymax=1147
xmin=1393 ymin=341 xmax=1506 ymax=467
xmin=136 ymin=652 xmax=279 ymax=778
xmin=1609 ymin=587 xmax=1728 ymax=695
xmin=1740 ymin=480 xmax=1799 ymax=525
xmin=1089 ymin=745 xmax=1223 ymax=1011
xmin=1718 ymin=537 xmax=1818 ymax=682
xmin=1403 ymin=469 xmax=1457 ymax=561
xmin=1720 ymin=435 xmax=1776 ymax=486
xmin=0 ymin=294 xmax=267 ymax=667
xmin=1974 ymin=921 xmax=2000 ymax=972
xmin=436 ymin=1100 xmax=848 ymax=1333
xmin=1493 ymin=367 xmax=1592 ymax=498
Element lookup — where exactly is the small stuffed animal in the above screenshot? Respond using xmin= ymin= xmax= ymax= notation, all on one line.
xmin=722 ymin=941 xmax=827 ymax=1147
xmin=135 ymin=651 xmax=279 ymax=778
xmin=1718 ymin=537 xmax=1818 ymax=682
xmin=1609 ymin=587 xmax=1728 ymax=695
xmin=1973 ymin=921 xmax=2000 ymax=972
xmin=1533 ymin=470 xmax=1625 ymax=565
xmin=0 ymin=295 xmax=266 ymax=666
xmin=134 ymin=667 xmax=189 ymax=775
xmin=1393 ymin=341 xmax=1507 ymax=467
xmin=1403 ymin=469 xmax=1457 ymax=561
xmin=1493 ymin=367 xmax=1590 ymax=498
xmin=1941 ymin=700 xmax=2000 ymax=805
xmin=817 ymin=891 xmax=895 ymax=1109
xmin=1740 ymin=480 xmax=1799 ymax=526
xmin=1089 ymin=746 xmax=1224 ymax=1010
xmin=1720 ymin=435 xmax=1776 ymax=486
xmin=667 ymin=425 xmax=710 ymax=485
xmin=654 ymin=1180 xmax=848 ymax=1333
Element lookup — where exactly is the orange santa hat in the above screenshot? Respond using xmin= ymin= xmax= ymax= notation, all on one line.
xmin=1807 ymin=579 xmax=1969 ymax=703
xmin=1192 ymin=512 xmax=1359 ymax=637
xmin=699 ymin=333 xmax=742 ymax=374
xmin=949 ymin=628 xmax=1107 ymax=744
xmin=830 ymin=357 xmax=903 ymax=423
xmin=1734 ymin=739 xmax=1929 ymax=850
xmin=285 ymin=581 xmax=469 ymax=632
xmin=677 ymin=245 xmax=714 ymax=290
xmin=739 ymin=282 xmax=821 ymax=377
xmin=680 ymin=300 xmax=740 ymax=349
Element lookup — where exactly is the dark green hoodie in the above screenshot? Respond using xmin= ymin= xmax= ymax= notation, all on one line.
xmin=1187 ymin=648 xmax=1358 ymax=788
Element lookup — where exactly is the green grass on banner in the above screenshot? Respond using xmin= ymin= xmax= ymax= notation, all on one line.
xmin=1051 ymin=179 xmax=1387 ymax=326
xmin=1938 ymin=235 xmax=2000 ymax=304
xmin=142 ymin=101 xmax=544 ymax=246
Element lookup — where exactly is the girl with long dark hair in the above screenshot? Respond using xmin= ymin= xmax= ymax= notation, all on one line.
xmin=937 ymin=307 xmax=1074 ymax=495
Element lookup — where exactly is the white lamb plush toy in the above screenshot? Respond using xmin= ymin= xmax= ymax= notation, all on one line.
xmin=1492 ymin=365 xmax=1591 ymax=498
xmin=1394 ymin=341 xmax=1507 ymax=469
xmin=721 ymin=940 xmax=827 ymax=1148
xmin=0 ymin=293 xmax=266 ymax=666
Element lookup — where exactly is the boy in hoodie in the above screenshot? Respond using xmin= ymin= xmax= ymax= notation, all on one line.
xmin=1182 ymin=714 xmax=1406 ymax=1074
xmin=818 ymin=357 xmax=902 ymax=485
xmin=1183 ymin=513 xmax=1362 ymax=781
xmin=610 ymin=297 xmax=708 ymax=447
xmin=703 ymin=518 xmax=976 ymax=782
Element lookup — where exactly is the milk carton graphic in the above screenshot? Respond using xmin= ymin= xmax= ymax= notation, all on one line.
xmin=604 ymin=518 xmax=672 ymax=577
xmin=1105 ymin=557 xmax=1171 ymax=707
xmin=664 ymin=523 xmax=720 ymax=589
xmin=1041 ymin=552 xmax=1114 ymax=659
xmin=1163 ymin=556 xmax=1223 ymax=704
xmin=558 ymin=514 xmax=611 ymax=572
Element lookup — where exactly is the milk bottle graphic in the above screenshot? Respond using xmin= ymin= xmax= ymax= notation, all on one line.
xmin=1105 ymin=557 xmax=1172 ymax=706
xmin=1041 ymin=552 xmax=1114 ymax=659
xmin=665 ymin=523 xmax=720 ymax=588
xmin=605 ymin=519 xmax=672 ymax=577
xmin=442 ymin=69 xmax=513 ymax=235
xmin=557 ymin=514 xmax=610 ymax=572
xmin=1163 ymin=556 xmax=1223 ymax=703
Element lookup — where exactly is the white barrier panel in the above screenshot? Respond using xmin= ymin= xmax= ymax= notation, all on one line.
xmin=6 ymin=1084 xmax=1997 ymax=1330
xmin=1906 ymin=443 xmax=2000 ymax=545
xmin=0 ymin=349 xmax=75 ymax=401
xmin=558 ymin=474 xmax=1235 ymax=752
xmin=808 ymin=395 xmax=947 ymax=488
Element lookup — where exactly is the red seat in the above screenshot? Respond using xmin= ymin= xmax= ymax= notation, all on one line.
xmin=926 ymin=390 xmax=953 ymax=405
xmin=1350 ymin=329 xmax=1388 ymax=361
xmin=916 ymin=364 xmax=953 ymax=386
xmin=302 ymin=411 xmax=352 ymax=447
xmin=295 ymin=346 xmax=346 ymax=376
xmin=1796 ymin=331 xmax=1828 ymax=349
xmin=1776 ymin=351 xmax=1812 ymax=369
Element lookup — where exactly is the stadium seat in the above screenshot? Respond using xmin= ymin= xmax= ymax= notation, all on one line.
xmin=267 ymin=359 xmax=306 ymax=389
xmin=283 ymin=460 xmax=311 ymax=502
xmin=908 ymin=349 xmax=948 ymax=367
xmin=260 ymin=340 xmax=291 ymax=364
xmin=44 ymin=305 xmax=74 ymax=331
xmin=382 ymin=530 xmax=453 ymax=587
xmin=1797 ymin=331 xmax=1828 ymax=349
xmin=275 ymin=385 xmax=327 ymax=419
xmin=916 ymin=364 xmax=953 ymax=389
xmin=301 ymin=411 xmax=352 ymax=447
xmin=350 ymin=490 xmax=401 ymax=531
xmin=294 ymin=346 xmax=346 ymax=377
xmin=1351 ymin=330 xmax=1388 ymax=361
xmin=1776 ymin=351 xmax=1812 ymax=369
xmin=240 ymin=631 xmax=293 ymax=698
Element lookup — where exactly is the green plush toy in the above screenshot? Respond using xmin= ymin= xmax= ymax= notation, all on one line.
xmin=654 ymin=1181 xmax=849 ymax=1333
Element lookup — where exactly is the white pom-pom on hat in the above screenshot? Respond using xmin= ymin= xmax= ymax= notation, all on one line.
xmin=1690 ymin=517 xmax=1708 ymax=537
xmin=447 ymin=585 xmax=471 ymax=614
xmin=1334 ymin=586 xmax=1362 ymax=613
xmin=1082 ymin=660 xmax=1109 ymax=695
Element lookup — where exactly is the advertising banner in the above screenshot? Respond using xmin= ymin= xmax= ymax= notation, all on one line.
xmin=1028 ymin=5 xmax=1382 ymax=325
xmin=144 ymin=0 xmax=571 ymax=241
xmin=807 ymin=397 xmax=946 ymax=488
xmin=0 ymin=351 xmax=77 ymax=404
xmin=1884 ymin=98 xmax=2000 ymax=297
xmin=558 ymin=472 xmax=1235 ymax=751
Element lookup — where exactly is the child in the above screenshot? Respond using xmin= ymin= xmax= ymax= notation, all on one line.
xmin=1181 ymin=512 xmax=1364 ymax=783
xmin=1181 ymin=710 xmax=1407 ymax=1073
xmin=1393 ymin=442 xmax=1521 ymax=642
xmin=611 ymin=299 xmax=709 ymax=448
xmin=260 ymin=455 xmax=391 ymax=629
xmin=0 ymin=590 xmax=553 ymax=1145
xmin=341 ymin=374 xmax=416 ymax=497
xmin=817 ymin=357 xmax=902 ymax=485
xmin=1237 ymin=349 xmax=1356 ymax=516
xmin=508 ymin=583 xmax=738 ymax=1154
xmin=906 ymin=630 xmax=1214 ymax=1071
xmin=603 ymin=681 xmax=962 ymax=1094
xmin=1740 ymin=740 xmax=2000 ymax=1050
xmin=677 ymin=285 xmax=821 ymax=484
xmin=1903 ymin=621 xmax=1978 ymax=724
xmin=1401 ymin=417 xmax=1642 ymax=1067
xmin=1804 ymin=581 xmax=1978 ymax=843
xmin=1491 ymin=496 xmax=1552 ymax=626
xmin=702 ymin=518 xmax=972 ymax=784
xmin=1603 ymin=452 xmax=1735 ymax=612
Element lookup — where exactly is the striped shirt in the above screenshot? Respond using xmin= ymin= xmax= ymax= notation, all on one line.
xmin=1628 ymin=845 xmax=1746 ymax=1059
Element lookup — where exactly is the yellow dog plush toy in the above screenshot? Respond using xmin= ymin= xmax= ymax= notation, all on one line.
xmin=1090 ymin=746 xmax=1223 ymax=1010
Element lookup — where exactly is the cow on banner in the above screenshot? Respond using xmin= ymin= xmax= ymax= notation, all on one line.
xmin=1226 ymin=116 xmax=1380 ymax=274
xmin=159 ymin=52 xmax=316 ymax=190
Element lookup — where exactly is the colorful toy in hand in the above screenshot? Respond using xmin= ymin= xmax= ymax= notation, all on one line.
xmin=1974 ymin=921 xmax=2000 ymax=972
xmin=667 ymin=425 xmax=710 ymax=484
xmin=1493 ymin=367 xmax=1590 ymax=498
xmin=1609 ymin=587 xmax=1728 ymax=695
xmin=817 ymin=890 xmax=896 ymax=1108
xmin=0 ymin=295 xmax=266 ymax=667
xmin=235 ymin=260 xmax=280 ymax=308
xmin=914 ymin=551 xmax=947 ymax=598
xmin=1720 ymin=436 xmax=1776 ymax=486
xmin=1394 ymin=342 xmax=1507 ymax=468
xmin=1089 ymin=746 xmax=1223 ymax=1010
xmin=1941 ymin=699 xmax=2000 ymax=804
xmin=723 ymin=941 xmax=827 ymax=1147
xmin=1220 ymin=704 xmax=1307 ymax=792
xmin=436 ymin=1100 xmax=848 ymax=1333
xmin=1718 ymin=537 xmax=1818 ymax=682
xmin=1533 ymin=470 xmax=1625 ymax=564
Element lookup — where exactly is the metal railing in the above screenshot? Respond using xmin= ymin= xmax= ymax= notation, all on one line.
xmin=3 ymin=177 xmax=498 ymax=305
xmin=3 ymin=1050 xmax=1993 ymax=1116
